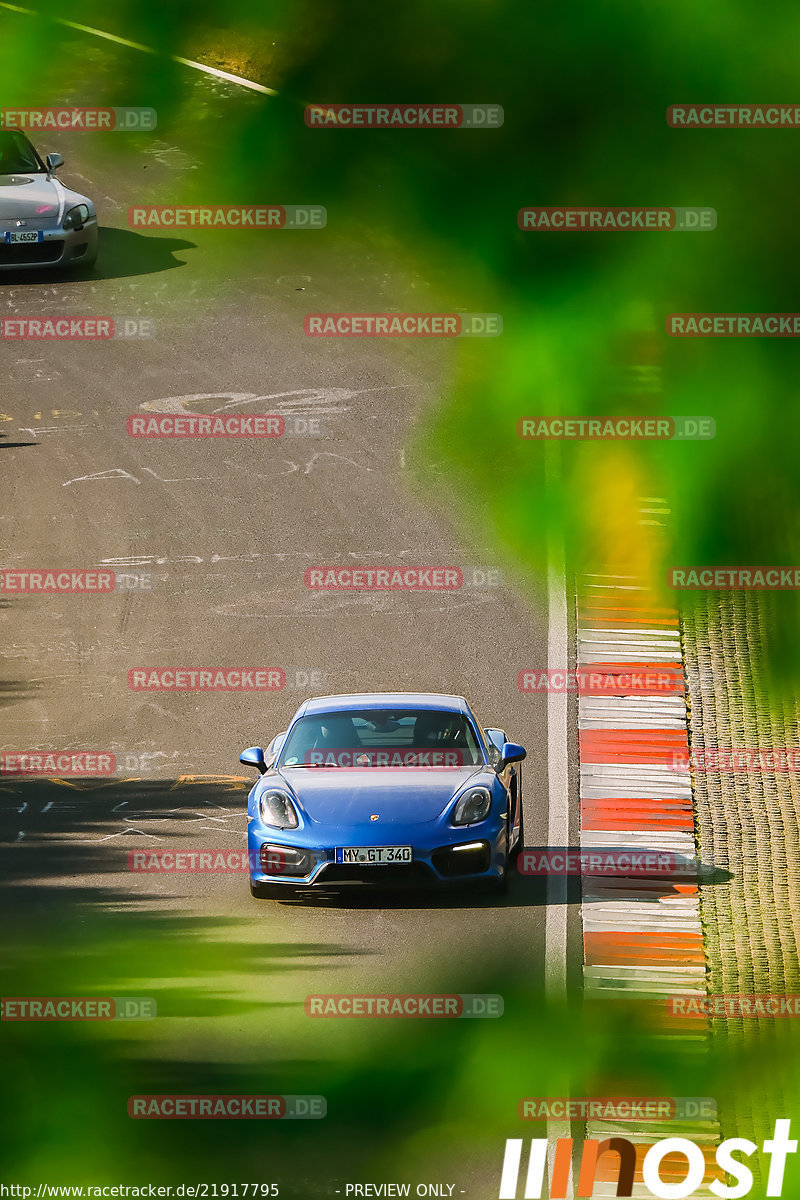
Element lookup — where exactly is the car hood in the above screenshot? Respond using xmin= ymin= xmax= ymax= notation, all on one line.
xmin=269 ymin=766 xmax=492 ymax=826
xmin=0 ymin=174 xmax=87 ymax=224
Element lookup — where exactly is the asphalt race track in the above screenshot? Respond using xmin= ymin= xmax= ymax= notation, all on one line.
xmin=0 ymin=18 xmax=582 ymax=1194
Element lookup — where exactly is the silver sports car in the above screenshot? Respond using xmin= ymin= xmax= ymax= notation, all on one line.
xmin=0 ymin=130 xmax=98 ymax=271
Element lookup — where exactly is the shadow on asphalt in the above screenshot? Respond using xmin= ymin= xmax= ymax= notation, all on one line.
xmin=0 ymin=776 xmax=362 ymax=1012
xmin=92 ymin=227 xmax=196 ymax=278
xmin=269 ymin=859 xmax=732 ymax=911
xmin=0 ymin=228 xmax=194 ymax=285
xmin=0 ymin=431 xmax=38 ymax=450
xmin=0 ymin=772 xmax=737 ymax=1180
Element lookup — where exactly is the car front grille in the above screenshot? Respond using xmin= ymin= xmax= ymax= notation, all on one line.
xmin=0 ymin=240 xmax=64 ymax=264
xmin=314 ymin=862 xmax=432 ymax=885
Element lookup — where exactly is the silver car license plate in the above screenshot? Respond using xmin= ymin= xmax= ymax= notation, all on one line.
xmin=5 ymin=231 xmax=43 ymax=244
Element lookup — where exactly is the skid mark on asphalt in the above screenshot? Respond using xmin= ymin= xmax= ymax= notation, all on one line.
xmin=142 ymin=141 xmax=199 ymax=170
xmin=211 ymin=589 xmax=496 ymax=618
xmin=137 ymin=384 xmax=414 ymax=418
xmin=170 ymin=774 xmax=249 ymax=791
xmin=61 ymin=452 xmax=378 ymax=487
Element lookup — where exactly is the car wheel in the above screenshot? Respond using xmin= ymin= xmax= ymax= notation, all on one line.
xmin=482 ymin=869 xmax=508 ymax=897
xmin=510 ymin=794 xmax=525 ymax=865
xmin=72 ymin=248 xmax=98 ymax=272
xmin=481 ymin=829 xmax=509 ymax=896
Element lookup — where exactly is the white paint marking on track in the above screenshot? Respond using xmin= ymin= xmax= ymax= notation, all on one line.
xmin=544 ymin=443 xmax=573 ymax=1200
xmin=0 ymin=2 xmax=279 ymax=95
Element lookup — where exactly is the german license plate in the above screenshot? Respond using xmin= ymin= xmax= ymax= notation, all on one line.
xmin=4 ymin=231 xmax=43 ymax=244
xmin=335 ymin=846 xmax=413 ymax=865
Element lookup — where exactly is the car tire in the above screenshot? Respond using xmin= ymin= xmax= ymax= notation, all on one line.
xmin=482 ymin=868 xmax=508 ymax=896
xmin=510 ymin=794 xmax=525 ymax=866
xmin=481 ymin=828 xmax=509 ymax=896
xmin=71 ymin=247 xmax=98 ymax=272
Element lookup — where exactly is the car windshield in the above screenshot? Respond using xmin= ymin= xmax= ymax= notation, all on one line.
xmin=0 ymin=132 xmax=45 ymax=174
xmin=278 ymin=708 xmax=484 ymax=767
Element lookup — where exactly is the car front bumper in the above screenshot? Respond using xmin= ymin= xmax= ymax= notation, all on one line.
xmin=0 ymin=223 xmax=97 ymax=270
xmin=247 ymin=820 xmax=508 ymax=887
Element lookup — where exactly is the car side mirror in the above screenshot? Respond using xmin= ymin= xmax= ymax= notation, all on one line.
xmin=240 ymin=746 xmax=267 ymax=774
xmin=46 ymin=152 xmax=64 ymax=173
xmin=499 ymin=742 xmax=526 ymax=770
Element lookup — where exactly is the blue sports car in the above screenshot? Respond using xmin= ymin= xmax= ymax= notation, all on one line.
xmin=240 ymin=692 xmax=526 ymax=896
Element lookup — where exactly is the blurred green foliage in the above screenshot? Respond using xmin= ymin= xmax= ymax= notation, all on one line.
xmin=3 ymin=1 xmax=800 ymax=1191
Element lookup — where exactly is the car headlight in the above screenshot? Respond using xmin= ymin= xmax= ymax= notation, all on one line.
xmin=452 ymin=787 xmax=492 ymax=826
xmin=259 ymin=790 xmax=299 ymax=829
xmin=62 ymin=204 xmax=91 ymax=231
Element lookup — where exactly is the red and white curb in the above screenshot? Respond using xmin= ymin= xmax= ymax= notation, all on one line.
xmin=576 ymin=571 xmax=721 ymax=1195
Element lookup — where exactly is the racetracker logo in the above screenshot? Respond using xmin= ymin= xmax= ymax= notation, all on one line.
xmin=305 ymin=994 xmax=502 ymax=1017
xmin=669 ymin=567 xmax=800 ymax=589
xmin=0 ymin=752 xmax=115 ymax=776
xmin=517 ymin=1098 xmax=718 ymax=1121
xmin=127 ymin=1095 xmax=326 ymax=1119
xmin=1 ymin=997 xmax=156 ymax=1020
xmin=518 ymin=207 xmax=716 ymax=231
xmin=0 ymin=570 xmax=115 ymax=593
xmin=667 ymin=313 xmax=800 ymax=336
xmin=127 ymin=415 xmax=284 ymax=438
xmin=668 ymin=105 xmax=800 ymax=127
xmin=127 ymin=206 xmax=326 ymax=229
xmin=499 ymin=1121 xmax=797 ymax=1198
xmin=304 ymin=104 xmax=503 ymax=128
xmin=669 ymin=995 xmax=800 ymax=1018
xmin=516 ymin=417 xmax=714 ymax=440
xmin=0 ymin=318 xmax=153 ymax=340
xmin=0 ymin=107 xmax=156 ymax=130
xmin=518 ymin=848 xmax=685 ymax=876
xmin=304 ymin=313 xmax=502 ymax=336
xmin=304 ymin=749 xmax=470 ymax=767
xmin=304 ymin=567 xmax=462 ymax=590
xmin=127 ymin=668 xmax=285 ymax=691
xmin=518 ymin=668 xmax=684 ymax=695
xmin=670 ymin=749 xmax=800 ymax=772
xmin=127 ymin=850 xmax=267 ymax=873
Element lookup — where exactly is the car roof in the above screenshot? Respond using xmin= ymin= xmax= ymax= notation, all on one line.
xmin=300 ymin=692 xmax=469 ymax=715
